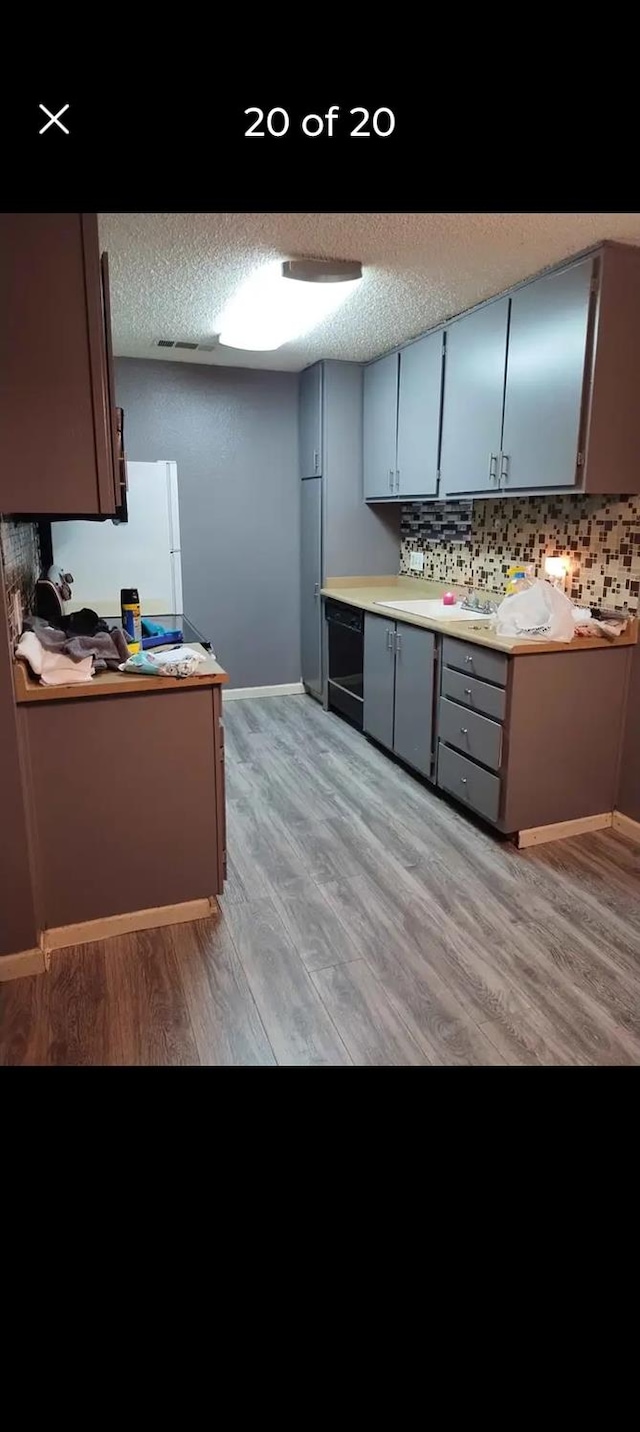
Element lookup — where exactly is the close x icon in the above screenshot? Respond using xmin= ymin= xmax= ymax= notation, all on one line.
xmin=39 ymin=103 xmax=69 ymax=134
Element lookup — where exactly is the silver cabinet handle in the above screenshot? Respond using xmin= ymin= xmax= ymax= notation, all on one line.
xmin=500 ymin=452 xmax=510 ymax=486
xmin=395 ymin=631 xmax=402 ymax=653
xmin=465 ymin=655 xmax=473 ymax=665
xmin=464 ymin=687 xmax=472 ymax=696
xmin=386 ymin=628 xmax=393 ymax=650
xmin=395 ymin=469 xmax=400 ymax=492
xmin=460 ymin=776 xmax=468 ymax=785
xmin=489 ymin=453 xmax=498 ymax=485
xmin=314 ymin=450 xmax=319 ymax=473
xmin=388 ymin=468 xmax=394 ymax=491
xmin=460 ymin=727 xmax=468 ymax=735
xmin=314 ymin=582 xmax=320 ymax=599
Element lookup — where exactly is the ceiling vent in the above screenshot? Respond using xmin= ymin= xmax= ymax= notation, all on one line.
xmin=154 ymin=337 xmax=219 ymax=352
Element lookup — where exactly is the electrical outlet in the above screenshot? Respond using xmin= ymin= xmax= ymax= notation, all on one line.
xmin=409 ymin=551 xmax=425 ymax=573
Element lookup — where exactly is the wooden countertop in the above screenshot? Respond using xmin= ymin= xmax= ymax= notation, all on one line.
xmin=14 ymin=643 xmax=229 ymax=703
xmin=322 ymin=577 xmax=638 ymax=656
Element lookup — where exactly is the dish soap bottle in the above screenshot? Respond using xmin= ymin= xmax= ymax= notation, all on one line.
xmin=121 ymin=587 xmax=142 ymax=653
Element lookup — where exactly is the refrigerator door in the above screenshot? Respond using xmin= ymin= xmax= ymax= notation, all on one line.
xmin=51 ymin=460 xmax=181 ymax=617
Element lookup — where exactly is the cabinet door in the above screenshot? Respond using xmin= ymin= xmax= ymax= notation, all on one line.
xmin=439 ymin=297 xmax=510 ymax=496
xmin=363 ymin=353 xmax=399 ymax=499
xmin=300 ymin=477 xmax=323 ymax=696
xmin=396 ymin=333 xmax=443 ymax=497
xmin=0 ymin=213 xmax=116 ymax=516
xmin=299 ymin=363 xmax=323 ymax=477
xmin=363 ymin=613 xmax=396 ymax=750
xmin=393 ymin=624 xmax=435 ymax=777
xmin=500 ymin=258 xmax=594 ymax=491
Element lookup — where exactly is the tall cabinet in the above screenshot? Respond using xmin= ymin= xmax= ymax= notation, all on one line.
xmin=299 ymin=361 xmax=400 ymax=700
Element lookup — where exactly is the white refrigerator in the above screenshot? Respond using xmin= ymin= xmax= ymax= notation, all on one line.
xmin=51 ymin=461 xmax=183 ymax=618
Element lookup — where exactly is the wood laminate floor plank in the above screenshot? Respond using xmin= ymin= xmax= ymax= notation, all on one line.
xmin=223 ymin=897 xmax=351 ymax=1066
xmin=103 ymin=927 xmax=200 ymax=1066
xmin=311 ymin=959 xmax=430 ymax=1065
xmin=171 ymin=914 xmax=275 ymax=1066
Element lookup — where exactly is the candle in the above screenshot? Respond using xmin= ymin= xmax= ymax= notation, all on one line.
xmin=442 ymin=591 xmax=457 ymax=606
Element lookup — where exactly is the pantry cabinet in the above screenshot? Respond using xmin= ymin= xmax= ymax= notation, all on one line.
xmin=363 ymin=612 xmax=435 ymax=777
xmin=299 ymin=362 xmax=323 ymax=477
xmin=364 ymin=333 xmax=444 ymax=501
xmin=0 ymin=213 xmax=119 ymax=516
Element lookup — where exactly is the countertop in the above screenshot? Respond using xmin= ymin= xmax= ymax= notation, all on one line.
xmin=14 ymin=643 xmax=228 ymax=704
xmin=322 ymin=577 xmax=638 ymax=656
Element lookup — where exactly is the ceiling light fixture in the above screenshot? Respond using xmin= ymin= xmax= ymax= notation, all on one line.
xmin=217 ymin=258 xmax=363 ymax=352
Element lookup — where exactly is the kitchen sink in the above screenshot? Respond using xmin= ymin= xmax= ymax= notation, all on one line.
xmin=374 ymin=599 xmax=492 ymax=622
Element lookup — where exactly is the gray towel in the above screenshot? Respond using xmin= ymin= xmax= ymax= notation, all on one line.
xmin=24 ymin=617 xmax=130 ymax=672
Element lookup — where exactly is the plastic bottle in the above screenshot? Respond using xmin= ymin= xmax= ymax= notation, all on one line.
xmin=121 ymin=587 xmax=142 ymax=653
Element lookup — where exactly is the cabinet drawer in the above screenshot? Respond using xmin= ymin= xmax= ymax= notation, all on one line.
xmin=441 ymin=666 xmax=506 ymax=722
xmin=439 ymin=697 xmax=503 ymax=772
xmin=442 ymin=637 xmax=508 ymax=687
xmin=437 ymin=742 xmax=501 ymax=825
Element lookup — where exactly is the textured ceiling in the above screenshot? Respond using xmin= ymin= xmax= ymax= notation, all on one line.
xmin=99 ymin=213 xmax=640 ymax=372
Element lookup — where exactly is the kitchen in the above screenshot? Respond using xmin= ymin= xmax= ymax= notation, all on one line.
xmin=1 ymin=211 xmax=640 ymax=1065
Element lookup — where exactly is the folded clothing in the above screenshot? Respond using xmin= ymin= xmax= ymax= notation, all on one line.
xmin=16 ymin=631 xmax=93 ymax=686
xmin=23 ymin=616 xmax=129 ymax=671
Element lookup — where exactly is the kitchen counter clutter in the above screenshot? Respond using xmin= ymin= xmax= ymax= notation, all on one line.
xmin=14 ymin=642 xmax=228 ymax=703
xmin=321 ymin=576 xmax=637 ymax=654
xmin=323 ymin=576 xmax=636 ymax=846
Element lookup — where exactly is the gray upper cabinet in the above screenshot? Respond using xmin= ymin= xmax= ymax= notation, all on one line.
xmin=500 ymin=258 xmax=594 ymax=491
xmin=440 ymin=297 xmax=510 ymax=496
xmin=299 ymin=363 xmax=323 ymax=477
xmin=393 ymin=624 xmax=435 ymax=776
xmin=363 ymin=353 xmax=399 ymax=499
xmin=300 ymin=477 xmax=323 ymax=696
xmin=364 ymin=614 xmax=435 ymax=777
xmin=396 ymin=333 xmax=443 ymax=498
xmin=363 ymin=612 xmax=395 ymax=749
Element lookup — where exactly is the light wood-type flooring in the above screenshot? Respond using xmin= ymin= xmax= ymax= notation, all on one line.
xmin=2 ymin=693 xmax=640 ymax=1065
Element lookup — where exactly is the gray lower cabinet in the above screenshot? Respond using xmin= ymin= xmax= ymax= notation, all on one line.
xmin=363 ymin=612 xmax=395 ymax=749
xmin=500 ymin=258 xmax=594 ymax=491
xmin=363 ymin=353 xmax=399 ymax=499
xmin=299 ymin=363 xmax=323 ymax=477
xmin=300 ymin=477 xmax=322 ymax=696
xmin=440 ymin=297 xmax=510 ymax=496
xmin=396 ymin=332 xmax=443 ymax=497
xmin=393 ymin=623 xmax=435 ymax=774
xmin=363 ymin=613 xmax=435 ymax=777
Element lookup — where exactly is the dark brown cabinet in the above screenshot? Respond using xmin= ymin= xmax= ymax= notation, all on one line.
xmin=0 ymin=213 xmax=119 ymax=516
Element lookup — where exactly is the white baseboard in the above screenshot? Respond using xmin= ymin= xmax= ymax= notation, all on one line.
xmin=612 ymin=810 xmax=640 ymax=844
xmin=223 ymin=682 xmax=305 ymax=701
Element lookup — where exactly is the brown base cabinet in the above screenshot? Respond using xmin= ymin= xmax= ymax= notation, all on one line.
xmin=18 ymin=685 xmax=226 ymax=932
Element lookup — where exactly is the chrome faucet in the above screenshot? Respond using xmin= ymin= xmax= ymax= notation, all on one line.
xmin=460 ymin=587 xmax=497 ymax=615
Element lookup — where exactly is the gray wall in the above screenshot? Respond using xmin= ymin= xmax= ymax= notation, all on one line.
xmin=115 ymin=359 xmax=300 ymax=690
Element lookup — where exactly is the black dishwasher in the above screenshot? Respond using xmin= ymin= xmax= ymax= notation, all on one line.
xmin=326 ymin=600 xmax=364 ymax=729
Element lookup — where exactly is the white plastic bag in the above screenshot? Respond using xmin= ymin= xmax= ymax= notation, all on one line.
xmin=494 ymin=578 xmax=575 ymax=642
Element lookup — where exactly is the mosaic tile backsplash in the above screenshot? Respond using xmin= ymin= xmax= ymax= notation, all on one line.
xmin=400 ymin=494 xmax=640 ymax=612
xmin=0 ymin=519 xmax=41 ymax=645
